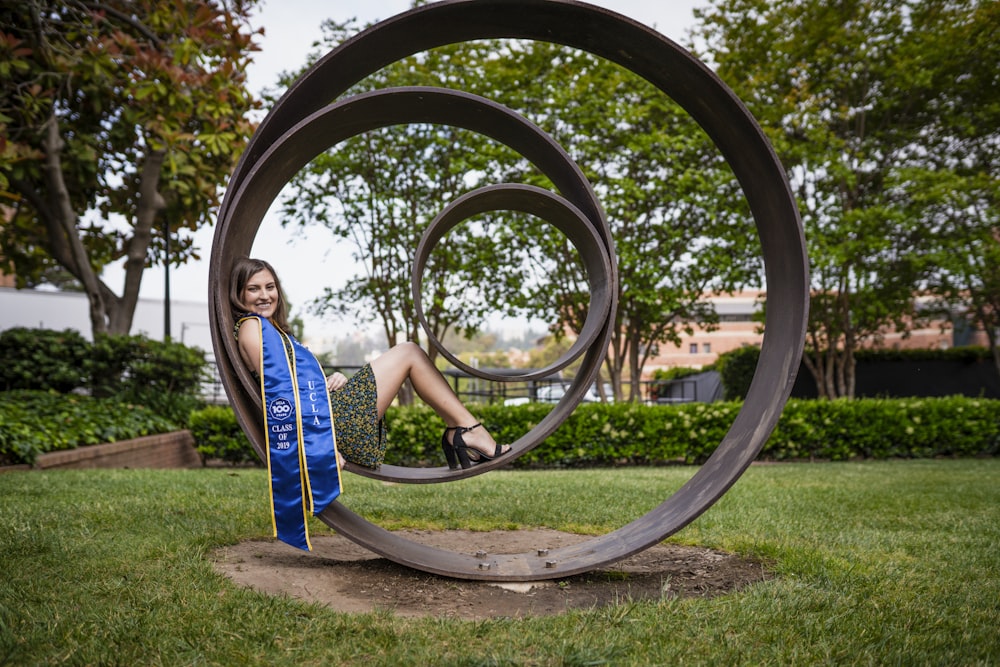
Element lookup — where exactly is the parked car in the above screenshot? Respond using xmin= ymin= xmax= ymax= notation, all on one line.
xmin=504 ymin=382 xmax=612 ymax=406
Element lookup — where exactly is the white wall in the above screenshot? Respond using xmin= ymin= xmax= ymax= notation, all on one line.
xmin=0 ymin=287 xmax=215 ymax=354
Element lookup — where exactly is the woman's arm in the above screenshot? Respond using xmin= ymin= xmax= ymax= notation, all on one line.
xmin=236 ymin=318 xmax=263 ymax=375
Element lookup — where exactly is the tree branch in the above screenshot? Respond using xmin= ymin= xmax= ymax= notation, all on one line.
xmin=71 ymin=0 xmax=165 ymax=48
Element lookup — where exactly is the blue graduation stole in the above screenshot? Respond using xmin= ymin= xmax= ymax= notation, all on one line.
xmin=241 ymin=314 xmax=342 ymax=550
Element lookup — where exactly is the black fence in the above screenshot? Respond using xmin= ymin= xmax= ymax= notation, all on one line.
xmin=407 ymin=367 xmax=718 ymax=405
xmin=200 ymin=358 xmax=229 ymax=404
xmin=200 ymin=360 xmax=720 ymax=406
xmin=790 ymin=358 xmax=1000 ymax=399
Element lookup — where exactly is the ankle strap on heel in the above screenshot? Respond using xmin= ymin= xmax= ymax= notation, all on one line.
xmin=448 ymin=422 xmax=481 ymax=435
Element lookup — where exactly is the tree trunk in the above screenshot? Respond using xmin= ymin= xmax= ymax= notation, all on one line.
xmin=605 ymin=319 xmax=626 ymax=403
xmin=835 ymin=349 xmax=847 ymax=398
xmin=837 ymin=290 xmax=856 ymax=399
xmin=824 ymin=348 xmax=837 ymax=399
xmin=842 ymin=336 xmax=857 ymax=399
xmin=41 ymin=116 xmax=108 ymax=335
xmin=39 ymin=117 xmax=168 ymax=338
xmin=627 ymin=328 xmax=642 ymax=403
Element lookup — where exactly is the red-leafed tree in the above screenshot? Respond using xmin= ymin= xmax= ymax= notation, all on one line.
xmin=0 ymin=0 xmax=262 ymax=335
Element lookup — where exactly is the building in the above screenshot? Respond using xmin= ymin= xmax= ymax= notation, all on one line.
xmin=643 ymin=292 xmax=765 ymax=375
xmin=640 ymin=291 xmax=990 ymax=379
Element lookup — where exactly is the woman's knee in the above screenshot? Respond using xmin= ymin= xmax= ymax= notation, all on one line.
xmin=392 ymin=341 xmax=426 ymax=361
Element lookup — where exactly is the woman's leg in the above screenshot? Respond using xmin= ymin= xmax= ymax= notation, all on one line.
xmin=368 ymin=342 xmax=506 ymax=456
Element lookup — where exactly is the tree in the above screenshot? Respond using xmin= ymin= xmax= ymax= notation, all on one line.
xmin=501 ymin=44 xmax=760 ymax=402
xmin=0 ymin=0 xmax=262 ymax=336
xmin=696 ymin=0 xmax=990 ymax=397
xmin=911 ymin=170 xmax=1000 ymax=376
xmin=902 ymin=1 xmax=1000 ymax=378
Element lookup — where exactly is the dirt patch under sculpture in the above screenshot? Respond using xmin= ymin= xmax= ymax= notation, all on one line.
xmin=212 ymin=529 xmax=771 ymax=619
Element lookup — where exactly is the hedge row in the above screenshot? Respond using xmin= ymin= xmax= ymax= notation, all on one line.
xmin=6 ymin=393 xmax=994 ymax=469
xmin=0 ymin=390 xmax=178 ymax=466
xmin=184 ymin=396 xmax=1000 ymax=469
xmin=0 ymin=327 xmax=207 ymax=425
xmin=478 ymin=397 xmax=1000 ymax=465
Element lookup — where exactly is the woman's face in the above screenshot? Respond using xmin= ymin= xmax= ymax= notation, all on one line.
xmin=241 ymin=268 xmax=279 ymax=319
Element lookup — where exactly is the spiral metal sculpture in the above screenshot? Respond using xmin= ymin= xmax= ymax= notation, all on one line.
xmin=209 ymin=0 xmax=808 ymax=581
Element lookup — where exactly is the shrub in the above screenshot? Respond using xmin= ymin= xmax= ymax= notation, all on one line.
xmin=89 ymin=334 xmax=208 ymax=425
xmin=765 ymin=396 xmax=1000 ymax=461
xmin=1 ymin=327 xmax=209 ymax=426
xmin=187 ymin=405 xmax=256 ymax=465
xmin=652 ymin=366 xmax=709 ymax=381
xmin=0 ymin=390 xmax=177 ymax=466
xmin=375 ymin=397 xmax=1000 ymax=467
xmin=0 ymin=327 xmax=90 ymax=392
xmin=381 ymin=404 xmax=442 ymax=467
xmin=715 ymin=345 xmax=760 ymax=400
xmin=7 ymin=391 xmax=996 ymax=470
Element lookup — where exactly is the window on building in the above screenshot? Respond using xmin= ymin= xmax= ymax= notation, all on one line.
xmin=703 ymin=343 xmax=711 ymax=354
xmin=689 ymin=343 xmax=698 ymax=354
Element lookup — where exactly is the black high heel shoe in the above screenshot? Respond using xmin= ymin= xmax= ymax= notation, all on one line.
xmin=441 ymin=427 xmax=460 ymax=470
xmin=451 ymin=423 xmax=509 ymax=470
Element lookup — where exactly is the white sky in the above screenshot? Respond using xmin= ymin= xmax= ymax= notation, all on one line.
xmin=112 ymin=0 xmax=708 ymax=338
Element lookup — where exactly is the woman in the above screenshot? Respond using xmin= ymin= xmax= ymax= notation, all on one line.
xmin=230 ymin=257 xmax=509 ymax=470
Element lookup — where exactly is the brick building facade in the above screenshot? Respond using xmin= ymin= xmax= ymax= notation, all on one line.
xmin=642 ymin=292 xmax=990 ymax=379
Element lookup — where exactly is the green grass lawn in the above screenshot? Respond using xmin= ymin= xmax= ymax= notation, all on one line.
xmin=1 ymin=460 xmax=997 ymax=666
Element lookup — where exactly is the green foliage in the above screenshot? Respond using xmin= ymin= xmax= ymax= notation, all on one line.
xmin=768 ymin=397 xmax=1000 ymax=461
xmin=651 ymin=366 xmax=707 ymax=381
xmin=1 ymin=327 xmax=207 ymax=427
xmin=715 ymin=345 xmax=760 ymax=401
xmin=88 ymin=333 xmax=208 ymax=424
xmin=8 ymin=385 xmax=995 ymax=470
xmin=376 ymin=397 xmax=1000 ymax=467
xmin=282 ymin=22 xmax=759 ymax=398
xmin=187 ymin=406 xmax=255 ymax=466
xmin=700 ymin=0 xmax=1000 ymax=397
xmin=379 ymin=404 xmax=441 ymax=467
xmin=894 ymin=4 xmax=1000 ymax=362
xmin=489 ymin=403 xmax=730 ymax=467
xmin=0 ymin=327 xmax=90 ymax=392
xmin=0 ymin=390 xmax=176 ymax=466
xmin=171 ymin=396 xmax=1000 ymax=471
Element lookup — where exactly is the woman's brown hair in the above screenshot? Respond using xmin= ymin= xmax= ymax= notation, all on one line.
xmin=229 ymin=257 xmax=291 ymax=331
